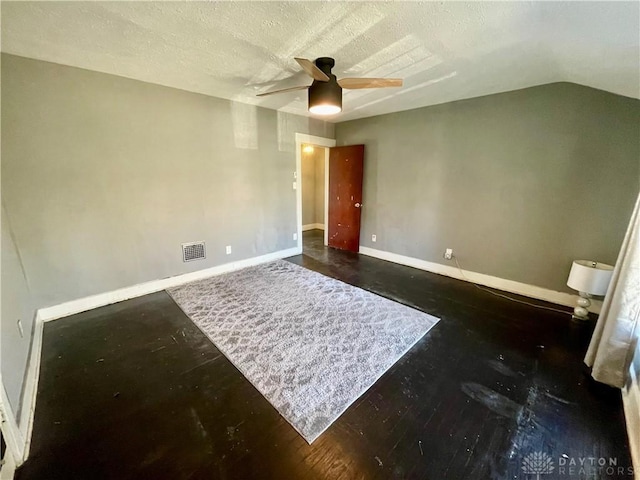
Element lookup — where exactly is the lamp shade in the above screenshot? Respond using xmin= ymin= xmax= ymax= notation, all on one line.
xmin=567 ymin=260 xmax=614 ymax=296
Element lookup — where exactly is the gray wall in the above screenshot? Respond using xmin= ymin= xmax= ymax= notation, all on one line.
xmin=336 ymin=83 xmax=640 ymax=293
xmin=1 ymin=54 xmax=334 ymax=309
xmin=1 ymin=202 xmax=36 ymax=417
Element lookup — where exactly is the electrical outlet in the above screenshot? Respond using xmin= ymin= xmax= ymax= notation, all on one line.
xmin=292 ymin=182 xmax=297 ymax=190
xmin=444 ymin=248 xmax=453 ymax=260
xmin=293 ymin=233 xmax=298 ymax=241
xmin=226 ymin=245 xmax=232 ymax=255
xmin=372 ymin=234 xmax=377 ymax=242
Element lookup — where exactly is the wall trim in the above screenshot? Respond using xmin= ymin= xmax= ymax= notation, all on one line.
xmin=17 ymin=312 xmax=44 ymax=463
xmin=0 ymin=376 xmax=24 ymax=470
xmin=323 ymin=146 xmax=329 ymax=247
xmin=0 ymin=447 xmax=17 ymax=480
xmin=358 ymin=246 xmax=601 ymax=313
xmin=302 ymin=223 xmax=325 ymax=232
xmin=622 ymin=362 xmax=640 ymax=477
xmin=38 ymin=247 xmax=301 ymax=322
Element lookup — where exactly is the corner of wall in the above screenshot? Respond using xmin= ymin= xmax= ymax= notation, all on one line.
xmin=1 ymin=379 xmax=25 ymax=470
xmin=0 ymin=310 xmax=44 ymax=468
xmin=1 ymin=203 xmax=42 ymax=465
xmin=16 ymin=311 xmax=45 ymax=463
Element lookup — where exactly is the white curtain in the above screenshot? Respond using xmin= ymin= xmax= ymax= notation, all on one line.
xmin=585 ymin=192 xmax=640 ymax=388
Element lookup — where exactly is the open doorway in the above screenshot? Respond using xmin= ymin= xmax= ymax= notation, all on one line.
xmin=301 ymin=143 xmax=326 ymax=253
xmin=294 ymin=133 xmax=335 ymax=254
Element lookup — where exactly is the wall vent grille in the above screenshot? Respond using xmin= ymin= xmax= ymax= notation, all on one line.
xmin=182 ymin=242 xmax=206 ymax=262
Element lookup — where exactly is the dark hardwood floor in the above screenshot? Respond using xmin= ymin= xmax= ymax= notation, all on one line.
xmin=16 ymin=230 xmax=632 ymax=479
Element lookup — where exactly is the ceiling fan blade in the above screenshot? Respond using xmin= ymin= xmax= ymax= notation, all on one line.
xmin=295 ymin=58 xmax=330 ymax=82
xmin=256 ymin=85 xmax=309 ymax=97
xmin=338 ymin=78 xmax=403 ymax=89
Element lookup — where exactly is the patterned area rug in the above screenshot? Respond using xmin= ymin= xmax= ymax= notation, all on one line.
xmin=167 ymin=260 xmax=439 ymax=443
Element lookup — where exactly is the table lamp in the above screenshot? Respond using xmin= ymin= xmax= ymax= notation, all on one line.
xmin=566 ymin=260 xmax=614 ymax=321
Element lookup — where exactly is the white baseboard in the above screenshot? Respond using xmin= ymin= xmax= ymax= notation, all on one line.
xmin=358 ymin=246 xmax=601 ymax=313
xmin=17 ymin=311 xmax=44 ymax=463
xmin=302 ymin=223 xmax=324 ymax=232
xmin=0 ymin=448 xmax=17 ymax=480
xmin=0 ymin=380 xmax=24 ymax=470
xmin=38 ymin=247 xmax=301 ymax=322
xmin=623 ymin=362 xmax=640 ymax=478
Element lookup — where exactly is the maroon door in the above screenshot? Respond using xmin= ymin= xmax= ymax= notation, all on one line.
xmin=328 ymin=145 xmax=364 ymax=252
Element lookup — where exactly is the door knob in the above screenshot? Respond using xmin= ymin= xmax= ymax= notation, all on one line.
xmin=355 ymin=203 xmax=362 ymax=208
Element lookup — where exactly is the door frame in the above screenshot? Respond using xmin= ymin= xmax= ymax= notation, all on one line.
xmin=295 ymin=133 xmax=336 ymax=251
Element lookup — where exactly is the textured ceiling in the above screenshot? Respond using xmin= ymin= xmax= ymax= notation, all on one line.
xmin=2 ymin=1 xmax=639 ymax=122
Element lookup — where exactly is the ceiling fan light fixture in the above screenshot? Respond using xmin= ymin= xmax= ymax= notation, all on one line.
xmin=309 ymin=104 xmax=342 ymax=115
xmin=308 ymin=75 xmax=342 ymax=115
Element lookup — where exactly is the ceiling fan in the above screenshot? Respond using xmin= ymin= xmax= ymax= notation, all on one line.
xmin=256 ymin=57 xmax=403 ymax=115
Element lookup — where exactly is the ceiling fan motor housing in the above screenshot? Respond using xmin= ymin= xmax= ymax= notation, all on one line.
xmin=309 ymin=57 xmax=342 ymax=112
xmin=314 ymin=57 xmax=336 ymax=76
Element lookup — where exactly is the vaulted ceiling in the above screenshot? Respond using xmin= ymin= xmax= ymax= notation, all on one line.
xmin=2 ymin=1 xmax=638 ymax=122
